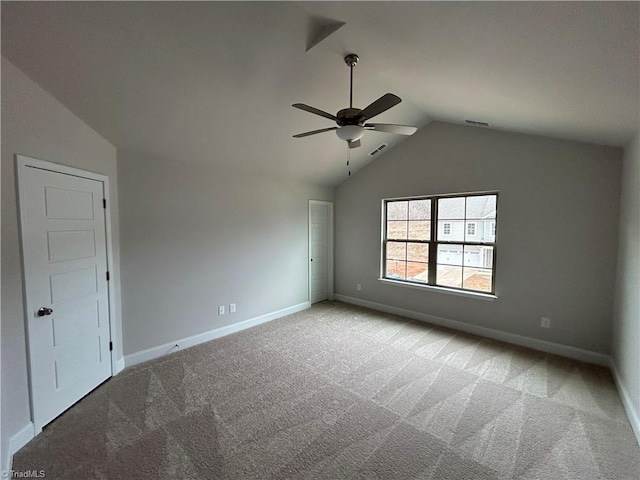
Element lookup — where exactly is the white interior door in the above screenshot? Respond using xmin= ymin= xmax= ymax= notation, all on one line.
xmin=18 ymin=162 xmax=112 ymax=432
xmin=309 ymin=201 xmax=333 ymax=304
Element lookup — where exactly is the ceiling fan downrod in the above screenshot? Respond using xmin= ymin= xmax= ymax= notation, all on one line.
xmin=344 ymin=54 xmax=359 ymax=109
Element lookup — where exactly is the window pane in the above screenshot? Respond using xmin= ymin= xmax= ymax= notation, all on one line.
xmin=386 ymin=260 xmax=406 ymax=280
xmin=386 ymin=241 xmax=406 ymax=260
xmin=466 ymin=195 xmax=496 ymax=220
xmin=463 ymin=245 xmax=480 ymax=266
xmin=438 ymin=220 xmax=464 ymax=241
xmin=407 ymin=242 xmax=428 ymax=262
xmin=387 ymin=201 xmax=408 ymax=220
xmin=463 ymin=267 xmax=493 ymax=292
xmin=437 ymin=265 xmax=462 ymax=288
xmin=407 ymin=262 xmax=428 ymax=282
xmin=409 ymin=199 xmax=431 ymax=220
xmin=438 ymin=197 xmax=465 ymax=220
xmin=437 ymin=244 xmax=463 ymax=266
xmin=408 ymin=220 xmax=430 ymax=240
xmin=479 ymin=221 xmax=496 ymax=242
xmin=387 ymin=221 xmax=408 ymax=240
xmin=484 ymin=246 xmax=494 ymax=268
xmin=465 ymin=221 xmax=477 ymax=240
xmin=464 ymin=246 xmax=493 ymax=267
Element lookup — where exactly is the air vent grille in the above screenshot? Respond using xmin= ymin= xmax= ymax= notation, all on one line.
xmin=369 ymin=143 xmax=388 ymax=157
xmin=465 ymin=119 xmax=491 ymax=127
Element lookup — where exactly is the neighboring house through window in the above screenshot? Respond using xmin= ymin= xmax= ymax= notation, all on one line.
xmin=382 ymin=192 xmax=498 ymax=294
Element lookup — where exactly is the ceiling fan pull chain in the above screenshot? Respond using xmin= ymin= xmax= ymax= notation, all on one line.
xmin=347 ymin=144 xmax=351 ymax=176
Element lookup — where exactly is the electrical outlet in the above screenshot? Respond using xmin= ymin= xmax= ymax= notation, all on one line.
xmin=356 ymin=283 xmax=362 ymax=292
xmin=229 ymin=303 xmax=236 ymax=313
xmin=218 ymin=305 xmax=225 ymax=315
xmin=541 ymin=317 xmax=551 ymax=328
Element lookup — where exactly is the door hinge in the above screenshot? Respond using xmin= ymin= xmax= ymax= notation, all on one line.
xmin=109 ymin=341 xmax=113 ymax=351
xmin=103 ymin=198 xmax=107 ymax=209
xmin=106 ymin=271 xmax=110 ymax=281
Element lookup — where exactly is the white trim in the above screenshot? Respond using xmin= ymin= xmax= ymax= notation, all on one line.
xmin=609 ymin=361 xmax=640 ymax=444
xmin=124 ymin=301 xmax=310 ymax=368
xmin=334 ymin=294 xmax=610 ymax=366
xmin=114 ymin=358 xmax=125 ymax=375
xmin=379 ymin=278 xmax=497 ymax=301
xmin=308 ymin=200 xmax=334 ymax=303
xmin=101 ymin=171 xmax=120 ymax=375
xmin=15 ymin=155 xmax=119 ymax=432
xmin=3 ymin=423 xmax=35 ymax=474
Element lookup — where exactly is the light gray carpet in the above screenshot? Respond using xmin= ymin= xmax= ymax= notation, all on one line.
xmin=14 ymin=301 xmax=640 ymax=479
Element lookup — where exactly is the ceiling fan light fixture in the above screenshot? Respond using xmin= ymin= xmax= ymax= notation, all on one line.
xmin=292 ymin=54 xmax=416 ymax=149
xmin=336 ymin=125 xmax=365 ymax=142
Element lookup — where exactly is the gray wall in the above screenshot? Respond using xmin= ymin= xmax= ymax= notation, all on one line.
xmin=118 ymin=151 xmax=333 ymax=354
xmin=612 ymin=132 xmax=640 ymax=429
xmin=335 ymin=121 xmax=622 ymax=354
xmin=1 ymin=58 xmax=122 ymax=465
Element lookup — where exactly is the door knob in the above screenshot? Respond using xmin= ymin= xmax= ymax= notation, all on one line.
xmin=37 ymin=307 xmax=53 ymax=317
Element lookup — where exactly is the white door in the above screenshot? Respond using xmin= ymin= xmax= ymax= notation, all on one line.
xmin=18 ymin=162 xmax=112 ymax=432
xmin=309 ymin=201 xmax=332 ymax=304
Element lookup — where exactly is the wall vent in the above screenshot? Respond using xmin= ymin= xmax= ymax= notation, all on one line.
xmin=465 ymin=119 xmax=491 ymax=127
xmin=368 ymin=143 xmax=388 ymax=157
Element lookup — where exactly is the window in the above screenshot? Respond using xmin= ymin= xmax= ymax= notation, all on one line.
xmin=466 ymin=222 xmax=476 ymax=236
xmin=382 ymin=192 xmax=497 ymax=294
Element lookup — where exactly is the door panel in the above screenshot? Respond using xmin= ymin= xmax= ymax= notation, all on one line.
xmin=19 ymin=164 xmax=112 ymax=432
xmin=50 ymin=267 xmax=98 ymax=303
xmin=44 ymin=187 xmax=95 ymax=219
xmin=47 ymin=230 xmax=96 ymax=262
xmin=52 ymin=302 xmax=100 ymax=346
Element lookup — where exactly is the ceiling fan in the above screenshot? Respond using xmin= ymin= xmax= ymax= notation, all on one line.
xmin=292 ymin=54 xmax=417 ymax=149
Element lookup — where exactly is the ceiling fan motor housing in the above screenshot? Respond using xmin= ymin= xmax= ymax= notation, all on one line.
xmin=336 ymin=108 xmax=363 ymax=126
xmin=336 ymin=107 xmax=366 ymax=142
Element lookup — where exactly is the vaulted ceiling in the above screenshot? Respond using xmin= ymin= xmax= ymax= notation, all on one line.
xmin=2 ymin=2 xmax=638 ymax=186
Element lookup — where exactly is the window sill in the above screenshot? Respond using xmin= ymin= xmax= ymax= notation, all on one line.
xmin=378 ymin=278 xmax=497 ymax=301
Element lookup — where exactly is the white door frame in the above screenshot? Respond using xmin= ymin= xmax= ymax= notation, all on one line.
xmin=16 ymin=154 xmax=119 ymax=428
xmin=308 ymin=200 xmax=334 ymax=303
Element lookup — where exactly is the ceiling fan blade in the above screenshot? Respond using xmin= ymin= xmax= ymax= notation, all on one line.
xmin=358 ymin=93 xmax=401 ymax=121
xmin=365 ymin=123 xmax=417 ymax=135
xmin=293 ymin=127 xmax=338 ymax=138
xmin=348 ymin=139 xmax=361 ymax=149
xmin=292 ymin=103 xmax=338 ymax=122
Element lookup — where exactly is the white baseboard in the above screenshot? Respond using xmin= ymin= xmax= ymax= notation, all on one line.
xmin=124 ymin=302 xmax=310 ymax=368
xmin=114 ymin=358 xmax=125 ymax=375
xmin=334 ymin=294 xmax=610 ymax=366
xmin=610 ymin=361 xmax=640 ymax=445
xmin=3 ymin=422 xmax=35 ymax=474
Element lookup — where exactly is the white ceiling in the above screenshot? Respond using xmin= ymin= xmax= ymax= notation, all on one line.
xmin=2 ymin=2 xmax=638 ymax=186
